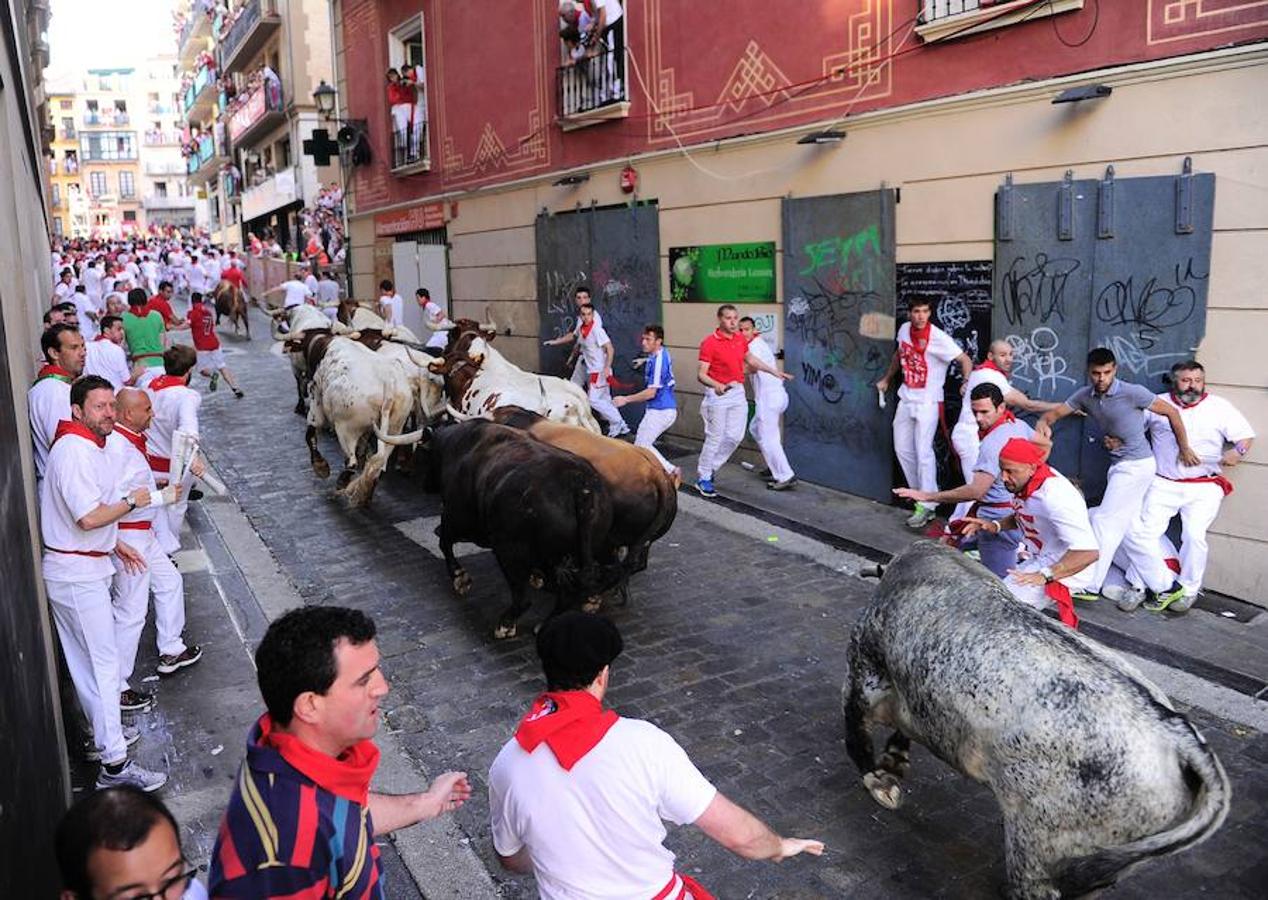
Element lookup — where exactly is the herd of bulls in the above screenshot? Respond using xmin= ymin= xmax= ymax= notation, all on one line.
xmin=272 ymin=303 xmax=677 ymax=637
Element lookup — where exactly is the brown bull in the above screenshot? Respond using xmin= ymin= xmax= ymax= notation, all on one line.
xmin=213 ymin=281 xmax=250 ymax=336
xmin=492 ymin=406 xmax=678 ymax=603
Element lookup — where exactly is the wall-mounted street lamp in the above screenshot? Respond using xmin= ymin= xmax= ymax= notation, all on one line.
xmin=552 ymin=173 xmax=591 ymax=187
xmin=1052 ymin=84 xmax=1112 ymax=104
xmin=797 ymin=129 xmax=846 ymax=145
xmin=313 ymin=80 xmax=338 ymax=120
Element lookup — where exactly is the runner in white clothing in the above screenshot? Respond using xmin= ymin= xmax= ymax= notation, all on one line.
xmin=84 ymin=316 xmax=133 ymax=390
xmin=146 ymin=346 xmax=202 ymax=555
xmin=41 ymin=374 xmax=167 ymax=793
xmin=377 ymin=278 xmax=405 ymax=326
xmin=541 ymin=286 xmax=599 ymax=388
xmin=575 ymin=303 xmax=629 ymax=437
xmin=30 ymin=324 xmax=86 ymax=479
xmin=415 ymin=287 xmax=452 ymax=352
xmin=317 ymin=271 xmax=343 ymax=322
xmin=490 ymin=613 xmax=822 ymax=899
xmin=739 ymin=317 xmax=796 ymax=490
xmin=876 ymin=297 xmax=972 ymax=528
xmin=1115 ymin=360 xmax=1256 ymax=613
xmin=260 ymin=276 xmax=315 ymax=312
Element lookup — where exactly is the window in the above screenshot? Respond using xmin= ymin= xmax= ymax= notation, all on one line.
xmin=119 ymin=171 xmax=135 ymax=198
xmin=155 ymin=181 xmax=168 ymax=197
xmin=53 ymin=216 xmax=63 ymax=235
xmin=85 ymin=99 xmax=99 ymax=125
xmin=89 ymin=171 xmax=107 ymax=196
xmin=51 ymin=184 xmax=61 ymax=206
xmin=277 ymin=137 xmax=291 ymax=169
xmin=123 ymin=210 xmax=137 ymax=223
xmin=81 ymin=131 xmax=137 ymax=161
xmin=65 ymin=150 xmax=79 ymax=173
xmin=59 ymin=99 xmax=72 ymax=109
xmin=115 ymin=100 xmax=127 ymax=112
xmin=917 ymin=0 xmax=1084 ymax=42
xmin=388 ymin=14 xmax=429 ymax=170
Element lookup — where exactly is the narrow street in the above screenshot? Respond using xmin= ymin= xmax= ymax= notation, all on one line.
xmin=163 ymin=312 xmax=1268 ymax=898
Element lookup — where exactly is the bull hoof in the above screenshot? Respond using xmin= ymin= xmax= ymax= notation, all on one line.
xmin=493 ymin=622 xmax=517 ymax=640
xmin=528 ymin=573 xmax=545 ymax=589
xmin=864 ymin=771 xmax=903 ymax=810
xmin=452 ymin=570 xmax=473 ymax=596
xmin=312 ymin=458 xmax=331 ymax=479
xmin=582 ymin=595 xmax=603 ymax=613
xmin=294 ymin=404 xmax=307 ymax=416
xmin=336 ymin=469 xmax=355 ymax=490
xmin=879 ymin=749 xmax=911 ymax=776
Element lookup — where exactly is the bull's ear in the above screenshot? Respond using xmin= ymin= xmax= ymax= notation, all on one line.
xmin=470 ymin=353 xmax=485 ymax=365
xmin=427 ymin=359 xmax=447 ymax=374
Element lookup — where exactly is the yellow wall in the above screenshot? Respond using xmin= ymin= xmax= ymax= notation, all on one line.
xmin=350 ymin=47 xmax=1268 ymax=601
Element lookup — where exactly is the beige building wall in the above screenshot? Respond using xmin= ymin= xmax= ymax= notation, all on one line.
xmin=351 ymin=47 xmax=1268 ymax=602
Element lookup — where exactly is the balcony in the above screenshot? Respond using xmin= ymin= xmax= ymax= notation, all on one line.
xmin=916 ymin=0 xmax=1084 ymax=43
xmin=143 ymin=194 xmax=196 ymax=211
xmin=144 ymin=130 xmax=182 ymax=147
xmin=147 ymin=102 xmax=177 ymax=116
xmin=185 ymin=131 xmax=229 ymax=184
xmin=181 ymin=65 xmax=217 ymax=120
xmin=225 ymin=76 xmax=285 ymax=147
xmin=59 ymin=126 xmax=76 ymax=140
xmin=177 ymin=2 xmax=213 ymax=68
xmin=111 ymin=112 xmax=130 ymax=126
xmin=556 ymin=46 xmax=630 ymax=131
xmin=389 ymin=122 xmax=430 ymax=175
xmin=144 ymin=159 xmax=187 ymax=175
xmin=241 ymin=164 xmax=300 ymax=221
xmin=83 ymin=112 xmax=102 ymax=126
xmin=220 ymin=0 xmax=282 ymax=76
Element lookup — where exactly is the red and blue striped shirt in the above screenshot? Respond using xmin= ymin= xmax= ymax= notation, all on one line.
xmin=210 ymin=715 xmax=384 ymax=899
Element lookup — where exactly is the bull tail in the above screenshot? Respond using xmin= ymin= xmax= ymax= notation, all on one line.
xmin=1052 ymin=715 xmax=1231 ymax=896
xmin=559 ymin=478 xmax=603 ymax=597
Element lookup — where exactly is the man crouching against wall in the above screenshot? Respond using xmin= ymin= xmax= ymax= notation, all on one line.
xmin=209 ymin=607 xmax=471 ymax=897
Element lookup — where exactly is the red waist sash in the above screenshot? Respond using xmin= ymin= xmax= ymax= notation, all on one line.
xmin=1161 ymin=474 xmax=1233 ymax=497
xmin=118 ymin=521 xmax=152 ymax=531
xmin=45 ymin=546 xmax=109 ymax=558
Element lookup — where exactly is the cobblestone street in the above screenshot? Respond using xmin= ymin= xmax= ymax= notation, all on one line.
xmin=186 ymin=323 xmax=1267 ymax=898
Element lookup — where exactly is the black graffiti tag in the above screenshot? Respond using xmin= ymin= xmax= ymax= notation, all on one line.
xmin=1001 ymin=254 xmax=1081 ymax=326
xmin=800 ymin=361 xmax=845 ymax=404
xmin=1094 ymin=258 xmax=1205 ymax=349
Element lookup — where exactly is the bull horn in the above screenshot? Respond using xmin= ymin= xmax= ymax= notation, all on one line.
xmin=403 ymin=347 xmax=434 ymax=368
xmin=445 ymin=402 xmax=474 ymax=421
xmin=267 ymin=306 xmax=290 ymax=318
xmin=271 ymin=318 xmax=289 ymax=341
xmin=371 ymin=421 xmax=427 ymax=446
xmin=481 ymin=303 xmax=498 ymax=333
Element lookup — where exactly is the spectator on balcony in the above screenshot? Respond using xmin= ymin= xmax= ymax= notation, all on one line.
xmin=386 ymin=68 xmax=414 ymax=157
xmin=263 ymin=64 xmax=282 ymax=110
xmin=404 ymin=62 xmax=427 ymax=158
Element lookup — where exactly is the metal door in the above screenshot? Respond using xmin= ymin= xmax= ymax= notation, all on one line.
xmin=782 ymin=190 xmax=896 ymax=501
xmin=390 ymin=240 xmax=425 ymax=338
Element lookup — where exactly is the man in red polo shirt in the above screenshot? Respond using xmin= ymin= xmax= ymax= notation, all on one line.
xmin=143 ymin=281 xmax=186 ymax=330
xmin=695 ymin=304 xmax=792 ymax=498
xmin=188 ymin=292 xmax=244 ymax=398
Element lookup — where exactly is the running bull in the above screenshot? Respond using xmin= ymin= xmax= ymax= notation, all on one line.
xmin=377 ymin=419 xmax=623 ymax=638
xmin=492 ymin=406 xmax=677 ymax=597
xmin=842 ymin=542 xmax=1230 ymax=899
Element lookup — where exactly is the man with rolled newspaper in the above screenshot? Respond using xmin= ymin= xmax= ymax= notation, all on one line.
xmin=108 ymin=388 xmax=203 ymax=683
xmin=146 ymin=346 xmax=203 ymax=553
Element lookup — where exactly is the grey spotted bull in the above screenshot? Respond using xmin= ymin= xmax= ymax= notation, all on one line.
xmin=842 ymin=542 xmax=1230 ymax=899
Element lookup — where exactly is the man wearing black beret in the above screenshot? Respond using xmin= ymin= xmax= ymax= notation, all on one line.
xmin=489 ymin=612 xmax=823 ymax=898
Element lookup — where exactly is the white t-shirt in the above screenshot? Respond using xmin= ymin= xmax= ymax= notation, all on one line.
xmin=187 ymin=264 xmax=208 ymax=293
xmin=489 ymin=717 xmax=716 ymax=900
xmin=105 ymin=428 xmax=159 ymax=528
xmin=85 ymin=338 xmax=131 ymax=390
xmin=73 ymin=293 xmax=99 ymax=340
xmin=28 ymin=376 xmax=72 ymax=479
xmin=40 ymin=430 xmax=118 ymax=582
xmin=593 ymin=0 xmax=623 ymax=27
xmin=1146 ymin=393 xmax=1255 ymax=481
xmin=83 ymin=267 xmax=104 ymax=299
xmin=54 ymin=281 xmax=77 ymax=302
xmin=147 ymin=382 xmax=201 ymax=465
xmin=578 ymin=322 xmax=612 ymax=382
xmin=317 ymin=279 xmax=341 ymax=305
xmin=746 ymin=333 xmax=785 ymax=403
xmin=422 ymin=300 xmax=450 ymax=349
xmin=304 ymin=274 xmax=320 ymax=296
xmin=380 ymin=293 xmax=404 ymax=326
xmin=281 ymin=279 xmax=313 ymax=309
xmin=956 ymin=365 xmax=1012 ymax=428
xmin=896 ymin=322 xmax=962 ymax=404
xmin=1013 ymin=469 xmax=1098 ymax=590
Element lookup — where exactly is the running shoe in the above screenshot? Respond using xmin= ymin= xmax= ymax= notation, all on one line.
xmin=157 ymin=643 xmax=203 ymax=676
xmin=767 ymin=477 xmax=798 ymax=491
xmin=1169 ymin=592 xmax=1199 ymax=614
xmin=233 ymin=389 xmax=245 ymax=399
xmin=694 ymin=478 xmax=717 ymax=498
xmin=119 ymin=688 xmax=154 ymax=712
xmin=608 ymin=425 xmax=631 ymax=439
xmin=1110 ymin=587 xmax=1146 ymax=612
xmin=1143 ymin=583 xmax=1188 ymax=613
xmin=84 ymin=724 xmax=141 ymax=762
xmin=1072 ymin=590 xmax=1102 ymax=603
xmin=905 ymin=503 xmax=937 ymax=529
xmin=95 ymin=759 xmax=168 ymax=793
xmin=209 ymin=372 xmax=219 ymax=392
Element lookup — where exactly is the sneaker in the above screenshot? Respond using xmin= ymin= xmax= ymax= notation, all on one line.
xmin=119 ymin=688 xmax=154 ymax=712
xmin=1143 ymin=583 xmax=1188 ymax=613
xmin=84 ymin=724 xmax=141 ymax=762
xmin=694 ymin=478 xmax=717 ymax=498
xmin=1072 ymin=590 xmax=1102 ymax=603
xmin=1169 ymin=592 xmax=1199 ymax=614
xmin=157 ymin=644 xmax=203 ymax=675
xmin=964 ymin=549 xmax=982 ymax=562
xmin=209 ymin=371 xmax=220 ymax=392
xmin=188 ymin=487 xmax=205 ymax=502
xmin=758 ymin=467 xmax=773 ymax=479
xmin=95 ymin=758 xmax=168 ymax=792
xmin=1114 ymin=587 xmax=1147 ymax=612
xmin=767 ymin=477 xmax=797 ymax=491
xmin=233 ymin=389 xmax=245 ymax=399
xmin=608 ymin=425 xmax=631 ymax=439
xmin=905 ymin=503 xmax=937 ymax=529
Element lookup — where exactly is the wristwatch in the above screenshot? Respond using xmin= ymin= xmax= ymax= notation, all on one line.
xmin=125 ymin=495 xmax=137 ymax=511
xmin=1040 ymin=566 xmax=1055 ymax=584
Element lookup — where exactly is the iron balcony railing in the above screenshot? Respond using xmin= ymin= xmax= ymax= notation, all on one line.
xmin=220 ymin=0 xmax=280 ymax=70
xmin=389 ymin=120 xmax=429 ymax=171
xmin=921 ymin=0 xmax=986 ymax=23
xmin=556 ymin=44 xmax=628 ymax=118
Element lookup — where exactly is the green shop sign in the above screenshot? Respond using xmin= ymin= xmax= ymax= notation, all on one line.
xmin=669 ymin=241 xmax=776 ymax=303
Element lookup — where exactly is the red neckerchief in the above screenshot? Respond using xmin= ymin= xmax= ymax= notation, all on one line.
xmin=514 ymin=690 xmax=618 ymax=771
xmin=978 ymin=408 xmax=1016 ymax=439
xmin=34 ymin=364 xmax=74 ymax=385
xmin=115 ymin=424 xmax=148 ymax=456
xmin=908 ymin=322 xmax=931 ymax=352
xmin=975 ymin=359 xmax=1004 ymax=373
xmin=1171 ymin=391 xmax=1208 ymax=409
xmin=93 ymin=334 xmax=110 ymax=342
xmin=149 ymin=374 xmax=186 ymax=392
xmin=257 ymin=714 xmax=380 ymax=806
xmin=580 ymin=321 xmax=595 ymax=339
xmin=53 ymin=419 xmax=106 ymax=449
xmin=1015 ymin=462 xmax=1055 ymax=501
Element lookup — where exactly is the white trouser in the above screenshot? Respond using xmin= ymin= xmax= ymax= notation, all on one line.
xmin=698 ymin=387 xmax=747 ymax=480
xmin=750 ymin=391 xmax=794 ymax=483
xmin=1118 ymin=477 xmax=1222 ymax=595
xmin=570 ymin=357 xmax=589 ymax=389
xmin=949 ymin=421 xmax=980 ymax=521
xmin=46 ymin=576 xmax=127 ymax=764
xmin=1005 ymin=561 xmax=1092 ymax=611
xmin=112 ymin=527 xmax=187 ymax=690
xmin=587 ymin=381 xmax=626 ymax=433
xmin=390 ymin=103 xmax=412 ymax=140
xmin=893 ymin=399 xmax=940 ymax=493
xmin=1088 ymin=456 xmax=1157 ymax=591
xmin=635 ymin=407 xmax=678 ymax=474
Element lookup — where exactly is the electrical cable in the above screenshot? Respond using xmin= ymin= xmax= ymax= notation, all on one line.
xmin=1050 ymin=0 xmax=1100 ymax=49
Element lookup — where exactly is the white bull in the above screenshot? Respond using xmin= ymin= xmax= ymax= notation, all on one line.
xmin=271 ymin=304 xmax=355 ymax=415
xmin=304 ymin=338 xmax=416 ymax=506
xmin=438 ymin=336 xmax=601 ymax=433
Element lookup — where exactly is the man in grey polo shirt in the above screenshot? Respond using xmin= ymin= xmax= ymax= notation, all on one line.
xmin=895 ymin=382 xmax=1039 ymax=577
xmin=1036 ymin=347 xmax=1199 ymax=599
